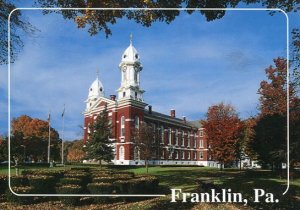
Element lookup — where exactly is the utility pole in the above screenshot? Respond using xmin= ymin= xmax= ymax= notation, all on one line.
xmin=47 ymin=111 xmax=51 ymax=164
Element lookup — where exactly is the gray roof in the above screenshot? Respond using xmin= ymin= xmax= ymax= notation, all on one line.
xmin=144 ymin=110 xmax=202 ymax=129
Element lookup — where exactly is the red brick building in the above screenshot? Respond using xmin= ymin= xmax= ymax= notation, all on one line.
xmin=83 ymin=38 xmax=218 ymax=167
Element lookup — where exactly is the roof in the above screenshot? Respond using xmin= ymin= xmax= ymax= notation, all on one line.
xmin=144 ymin=110 xmax=202 ymax=129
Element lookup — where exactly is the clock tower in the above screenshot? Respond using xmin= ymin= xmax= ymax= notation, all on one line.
xmin=117 ymin=34 xmax=144 ymax=101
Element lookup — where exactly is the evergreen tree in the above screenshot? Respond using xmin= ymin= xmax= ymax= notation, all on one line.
xmin=85 ymin=106 xmax=114 ymax=168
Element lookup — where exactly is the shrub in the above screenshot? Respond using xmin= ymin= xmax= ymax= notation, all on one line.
xmin=114 ymin=180 xmax=130 ymax=194
xmin=28 ymin=175 xmax=56 ymax=194
xmin=5 ymin=186 xmax=34 ymax=204
xmin=64 ymin=172 xmax=90 ymax=186
xmin=0 ymin=175 xmax=7 ymax=195
xmin=10 ymin=176 xmax=29 ymax=187
xmin=60 ymin=177 xmax=82 ymax=186
xmin=87 ymin=182 xmax=115 ymax=203
xmin=92 ymin=176 xmax=117 ymax=183
xmin=56 ymin=184 xmax=82 ymax=206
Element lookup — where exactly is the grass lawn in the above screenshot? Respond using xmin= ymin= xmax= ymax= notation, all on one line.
xmin=1 ymin=165 xmax=299 ymax=209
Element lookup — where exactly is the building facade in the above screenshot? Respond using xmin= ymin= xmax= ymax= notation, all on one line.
xmin=83 ymin=38 xmax=218 ymax=167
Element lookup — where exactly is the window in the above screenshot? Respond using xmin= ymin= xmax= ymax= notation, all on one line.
xmin=187 ymin=132 xmax=190 ymax=147
xmin=200 ymin=139 xmax=204 ymax=148
xmin=181 ymin=151 xmax=185 ymax=159
xmin=181 ymin=131 xmax=185 ymax=146
xmin=123 ymin=92 xmax=126 ymax=97
xmin=134 ymin=72 xmax=137 ymax=82
xmin=161 ymin=125 xmax=164 ymax=143
xmin=134 ymin=146 xmax=140 ymax=160
xmin=135 ymin=92 xmax=138 ymax=99
xmin=168 ymin=128 xmax=172 ymax=145
xmin=120 ymin=116 xmax=125 ymax=137
xmin=175 ymin=129 xmax=178 ymax=145
xmin=199 ymin=151 xmax=204 ymax=159
xmin=119 ymin=146 xmax=125 ymax=160
xmin=161 ymin=149 xmax=165 ymax=159
xmin=175 ymin=150 xmax=179 ymax=159
xmin=194 ymin=152 xmax=197 ymax=160
xmin=200 ymin=131 xmax=204 ymax=137
xmin=100 ymin=87 xmax=103 ymax=92
xmin=188 ymin=151 xmax=191 ymax=160
xmin=134 ymin=116 xmax=139 ymax=129
xmin=194 ymin=139 xmax=197 ymax=148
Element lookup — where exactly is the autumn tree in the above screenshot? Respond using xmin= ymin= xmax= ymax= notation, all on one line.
xmin=202 ymin=103 xmax=243 ymax=170
xmin=85 ymin=106 xmax=114 ymax=168
xmin=254 ymin=58 xmax=300 ymax=169
xmin=11 ymin=115 xmax=60 ymax=162
xmin=132 ymin=122 xmax=160 ymax=173
xmin=67 ymin=140 xmax=85 ymax=162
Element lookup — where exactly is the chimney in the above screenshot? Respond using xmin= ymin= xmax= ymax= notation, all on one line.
xmin=183 ymin=116 xmax=186 ymax=122
xmin=110 ymin=95 xmax=116 ymax=101
xmin=170 ymin=109 xmax=175 ymax=118
xmin=148 ymin=105 xmax=152 ymax=114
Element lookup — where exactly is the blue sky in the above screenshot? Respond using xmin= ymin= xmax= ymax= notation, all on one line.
xmin=0 ymin=7 xmax=297 ymax=140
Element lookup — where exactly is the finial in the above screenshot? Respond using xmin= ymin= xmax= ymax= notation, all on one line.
xmin=96 ymin=68 xmax=99 ymax=79
xmin=130 ymin=33 xmax=133 ymax=45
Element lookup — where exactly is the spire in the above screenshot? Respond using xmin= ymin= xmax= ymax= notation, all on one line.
xmin=96 ymin=68 xmax=99 ymax=80
xmin=130 ymin=33 xmax=133 ymax=45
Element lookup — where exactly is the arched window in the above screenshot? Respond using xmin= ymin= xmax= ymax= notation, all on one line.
xmin=120 ymin=116 xmax=125 ymax=137
xmin=134 ymin=116 xmax=139 ymax=129
xmin=134 ymin=146 xmax=140 ymax=160
xmin=119 ymin=146 xmax=125 ymax=160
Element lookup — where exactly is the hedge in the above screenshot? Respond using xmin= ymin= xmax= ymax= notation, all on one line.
xmin=10 ymin=176 xmax=29 ymax=188
xmin=60 ymin=177 xmax=82 ymax=186
xmin=92 ymin=176 xmax=117 ymax=183
xmin=87 ymin=182 xmax=115 ymax=203
xmin=5 ymin=186 xmax=34 ymax=204
xmin=56 ymin=184 xmax=82 ymax=206
xmin=28 ymin=175 xmax=56 ymax=194
xmin=0 ymin=175 xmax=7 ymax=195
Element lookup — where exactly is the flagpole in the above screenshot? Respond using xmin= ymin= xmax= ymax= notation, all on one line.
xmin=61 ymin=104 xmax=65 ymax=165
xmin=47 ymin=111 xmax=51 ymax=164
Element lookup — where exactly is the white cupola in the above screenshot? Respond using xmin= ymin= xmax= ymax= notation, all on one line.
xmin=86 ymin=71 xmax=104 ymax=110
xmin=117 ymin=34 xmax=144 ymax=101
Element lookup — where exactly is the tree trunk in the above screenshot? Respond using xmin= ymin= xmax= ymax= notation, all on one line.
xmin=100 ymin=159 xmax=102 ymax=170
xmin=239 ymin=159 xmax=242 ymax=171
xmin=146 ymin=160 xmax=149 ymax=173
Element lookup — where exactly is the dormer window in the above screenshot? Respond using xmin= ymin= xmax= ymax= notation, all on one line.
xmin=123 ymin=54 xmax=127 ymax=58
xmin=100 ymin=88 xmax=102 ymax=92
xmin=135 ymin=54 xmax=138 ymax=59
xmin=90 ymin=88 xmax=92 ymax=91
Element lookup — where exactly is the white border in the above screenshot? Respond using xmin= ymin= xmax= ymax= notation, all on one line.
xmin=7 ymin=8 xmax=290 ymax=197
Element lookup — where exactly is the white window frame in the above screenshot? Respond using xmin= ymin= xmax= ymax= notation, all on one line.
xmin=200 ymin=139 xmax=204 ymax=148
xmin=134 ymin=116 xmax=139 ymax=129
xmin=188 ymin=151 xmax=191 ymax=160
xmin=200 ymin=130 xmax=204 ymax=137
xmin=194 ymin=151 xmax=197 ymax=160
xmin=181 ymin=131 xmax=185 ymax=146
xmin=175 ymin=129 xmax=178 ymax=146
xmin=175 ymin=150 xmax=179 ymax=159
xmin=187 ymin=132 xmax=190 ymax=147
xmin=199 ymin=151 xmax=204 ymax=160
xmin=161 ymin=125 xmax=164 ymax=143
xmin=120 ymin=116 xmax=125 ymax=138
xmin=181 ymin=151 xmax=185 ymax=160
xmin=119 ymin=146 xmax=125 ymax=160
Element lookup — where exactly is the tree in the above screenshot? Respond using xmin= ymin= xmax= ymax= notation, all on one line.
xmin=85 ymin=106 xmax=114 ymax=168
xmin=11 ymin=115 xmax=60 ymax=162
xmin=35 ymin=0 xmax=299 ymax=38
xmin=67 ymin=140 xmax=85 ymax=162
xmin=202 ymin=102 xmax=243 ymax=170
xmin=254 ymin=58 xmax=300 ymax=169
xmin=132 ymin=122 xmax=160 ymax=173
xmin=1 ymin=0 xmax=37 ymax=64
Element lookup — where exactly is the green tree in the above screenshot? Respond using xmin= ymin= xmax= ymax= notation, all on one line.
xmin=85 ymin=106 xmax=114 ymax=168
xmin=132 ymin=122 xmax=160 ymax=173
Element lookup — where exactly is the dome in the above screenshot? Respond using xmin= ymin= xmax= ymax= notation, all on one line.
xmin=121 ymin=39 xmax=140 ymax=63
xmin=88 ymin=76 xmax=104 ymax=99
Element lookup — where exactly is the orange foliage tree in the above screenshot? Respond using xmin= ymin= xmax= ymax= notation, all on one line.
xmin=67 ymin=140 xmax=85 ymax=162
xmin=202 ymin=103 xmax=243 ymax=170
xmin=11 ymin=115 xmax=60 ymax=162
